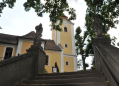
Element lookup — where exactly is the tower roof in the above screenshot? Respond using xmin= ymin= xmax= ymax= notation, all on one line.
xmin=62 ymin=14 xmax=68 ymax=19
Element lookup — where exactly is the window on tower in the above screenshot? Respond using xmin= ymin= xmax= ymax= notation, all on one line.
xmin=65 ymin=61 xmax=69 ymax=65
xmin=65 ymin=44 xmax=68 ymax=48
xmin=64 ymin=27 xmax=68 ymax=32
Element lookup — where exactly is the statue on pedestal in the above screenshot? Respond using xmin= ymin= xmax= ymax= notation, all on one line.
xmin=34 ymin=23 xmax=43 ymax=45
xmin=93 ymin=15 xmax=102 ymax=37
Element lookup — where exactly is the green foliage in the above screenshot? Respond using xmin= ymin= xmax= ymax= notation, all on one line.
xmin=85 ymin=63 xmax=89 ymax=67
xmin=55 ymin=62 xmax=59 ymax=73
xmin=0 ymin=0 xmax=76 ymax=31
xmin=91 ymin=57 xmax=96 ymax=70
xmin=85 ymin=0 xmax=118 ymax=44
xmin=83 ymin=0 xmax=119 ymax=66
xmin=75 ymin=26 xmax=93 ymax=70
xmin=111 ymin=36 xmax=117 ymax=45
xmin=77 ymin=59 xmax=89 ymax=70
xmin=77 ymin=59 xmax=82 ymax=69
xmin=44 ymin=69 xmax=48 ymax=73
xmin=85 ymin=0 xmax=119 ymax=68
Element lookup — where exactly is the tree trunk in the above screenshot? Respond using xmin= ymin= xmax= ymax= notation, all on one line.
xmin=82 ymin=56 xmax=86 ymax=70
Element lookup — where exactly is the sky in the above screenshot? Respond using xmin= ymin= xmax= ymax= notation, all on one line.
xmin=0 ymin=0 xmax=119 ymax=69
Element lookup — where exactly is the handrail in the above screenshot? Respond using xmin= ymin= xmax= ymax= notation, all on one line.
xmin=95 ymin=45 xmax=119 ymax=85
xmin=0 ymin=57 xmax=15 ymax=59
xmin=98 ymin=44 xmax=119 ymax=65
xmin=0 ymin=52 xmax=32 ymax=67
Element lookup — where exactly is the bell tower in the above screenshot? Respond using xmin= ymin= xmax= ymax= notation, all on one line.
xmin=52 ymin=15 xmax=76 ymax=55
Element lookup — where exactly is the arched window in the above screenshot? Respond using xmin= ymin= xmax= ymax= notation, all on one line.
xmin=65 ymin=61 xmax=69 ymax=65
xmin=65 ymin=44 xmax=68 ymax=48
xmin=64 ymin=27 xmax=68 ymax=32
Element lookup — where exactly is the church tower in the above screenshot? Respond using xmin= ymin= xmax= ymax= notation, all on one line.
xmin=52 ymin=15 xmax=77 ymax=72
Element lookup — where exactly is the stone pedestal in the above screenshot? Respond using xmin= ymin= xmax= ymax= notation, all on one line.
xmin=93 ymin=37 xmax=111 ymax=45
xmin=93 ymin=37 xmax=111 ymax=72
xmin=27 ymin=45 xmax=46 ymax=74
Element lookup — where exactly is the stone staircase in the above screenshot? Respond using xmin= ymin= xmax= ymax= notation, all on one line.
xmin=17 ymin=70 xmax=109 ymax=86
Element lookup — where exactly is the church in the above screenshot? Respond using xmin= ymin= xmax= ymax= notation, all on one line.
xmin=0 ymin=15 xmax=77 ymax=73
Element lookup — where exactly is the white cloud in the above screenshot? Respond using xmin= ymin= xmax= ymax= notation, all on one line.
xmin=5 ymin=26 xmax=9 ymax=29
xmin=6 ymin=16 xmax=8 ymax=18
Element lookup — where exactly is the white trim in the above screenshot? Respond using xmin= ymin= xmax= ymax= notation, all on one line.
xmin=63 ymin=54 xmax=77 ymax=58
xmin=65 ymin=61 xmax=69 ymax=66
xmin=41 ymin=41 xmax=45 ymax=50
xmin=55 ymin=30 xmax=56 ymax=43
xmin=15 ymin=38 xmax=34 ymax=56
xmin=58 ymin=44 xmax=64 ymax=72
xmin=71 ymin=24 xmax=75 ymax=55
xmin=18 ymin=38 xmax=33 ymax=42
xmin=2 ymin=46 xmax=14 ymax=60
xmin=2 ymin=47 xmax=6 ymax=60
xmin=63 ymin=19 xmax=74 ymax=25
xmin=57 ymin=20 xmax=60 ymax=45
xmin=61 ymin=49 xmax=64 ymax=72
xmin=16 ymin=40 xmax=23 ymax=56
xmin=57 ymin=31 xmax=60 ymax=45
xmin=73 ymin=56 xmax=77 ymax=71
xmin=45 ymin=50 xmax=61 ymax=53
xmin=45 ymin=54 xmax=50 ymax=66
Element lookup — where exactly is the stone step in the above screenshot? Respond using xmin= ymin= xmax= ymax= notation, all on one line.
xmin=17 ymin=82 xmax=107 ymax=86
xmin=29 ymin=73 xmax=103 ymax=80
xmin=37 ymin=70 xmax=98 ymax=76
xmin=22 ymin=77 xmax=105 ymax=84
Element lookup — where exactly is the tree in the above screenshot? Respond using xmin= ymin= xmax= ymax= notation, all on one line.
xmin=91 ymin=57 xmax=96 ymax=70
xmin=84 ymin=0 xmax=119 ymax=69
xmin=77 ymin=59 xmax=82 ymax=69
xmin=85 ymin=0 xmax=119 ymax=45
xmin=77 ymin=59 xmax=89 ymax=70
xmin=0 ymin=0 xmax=76 ymax=31
xmin=75 ymin=26 xmax=92 ymax=70
xmin=44 ymin=69 xmax=48 ymax=73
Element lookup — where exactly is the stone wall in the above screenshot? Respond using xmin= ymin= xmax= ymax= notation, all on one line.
xmin=0 ymin=51 xmax=44 ymax=86
xmin=93 ymin=37 xmax=119 ymax=86
xmin=0 ymin=24 xmax=46 ymax=86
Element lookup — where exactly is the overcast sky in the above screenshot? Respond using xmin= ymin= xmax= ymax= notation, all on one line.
xmin=0 ymin=0 xmax=87 ymax=38
xmin=0 ymin=0 xmax=119 ymax=69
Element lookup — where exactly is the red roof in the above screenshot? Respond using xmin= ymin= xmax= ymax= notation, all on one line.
xmin=62 ymin=14 xmax=68 ymax=19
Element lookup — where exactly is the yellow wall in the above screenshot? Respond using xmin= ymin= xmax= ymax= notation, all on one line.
xmin=63 ymin=56 xmax=74 ymax=72
xmin=45 ymin=51 xmax=61 ymax=73
xmin=0 ymin=46 xmax=5 ymax=61
xmin=52 ymin=20 xmax=74 ymax=55
xmin=13 ymin=47 xmax=16 ymax=56
xmin=60 ymin=21 xmax=72 ymax=54
xmin=0 ymin=46 xmax=16 ymax=60
xmin=21 ymin=41 xmax=33 ymax=54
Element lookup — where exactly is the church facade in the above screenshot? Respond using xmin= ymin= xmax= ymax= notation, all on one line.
xmin=0 ymin=15 xmax=77 ymax=73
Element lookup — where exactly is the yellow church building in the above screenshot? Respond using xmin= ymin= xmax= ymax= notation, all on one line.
xmin=0 ymin=15 xmax=77 ymax=73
